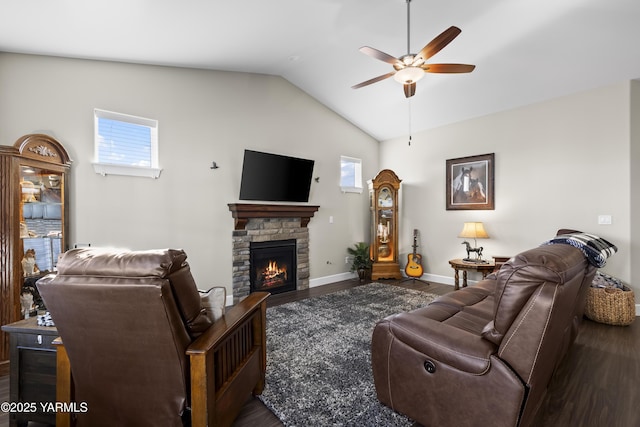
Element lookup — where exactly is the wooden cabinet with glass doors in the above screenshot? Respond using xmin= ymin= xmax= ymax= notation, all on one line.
xmin=368 ymin=169 xmax=402 ymax=280
xmin=0 ymin=134 xmax=71 ymax=374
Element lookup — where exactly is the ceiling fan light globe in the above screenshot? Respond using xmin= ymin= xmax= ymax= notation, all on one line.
xmin=393 ymin=66 xmax=424 ymax=84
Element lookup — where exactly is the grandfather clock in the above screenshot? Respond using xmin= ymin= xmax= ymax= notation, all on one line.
xmin=369 ymin=169 xmax=402 ymax=280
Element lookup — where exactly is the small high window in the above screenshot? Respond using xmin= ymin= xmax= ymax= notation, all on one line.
xmin=92 ymin=109 xmax=161 ymax=178
xmin=340 ymin=156 xmax=363 ymax=193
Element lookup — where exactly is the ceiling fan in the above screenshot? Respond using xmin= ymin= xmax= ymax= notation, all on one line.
xmin=352 ymin=0 xmax=475 ymax=98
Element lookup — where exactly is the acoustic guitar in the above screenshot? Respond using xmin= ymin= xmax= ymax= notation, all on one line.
xmin=405 ymin=229 xmax=424 ymax=278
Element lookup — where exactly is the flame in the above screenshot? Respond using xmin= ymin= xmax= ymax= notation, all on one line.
xmin=263 ymin=260 xmax=287 ymax=280
xmin=257 ymin=260 xmax=288 ymax=288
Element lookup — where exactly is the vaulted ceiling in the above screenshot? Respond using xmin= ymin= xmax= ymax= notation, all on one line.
xmin=2 ymin=0 xmax=640 ymax=141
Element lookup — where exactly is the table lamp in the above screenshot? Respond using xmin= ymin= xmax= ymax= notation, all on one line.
xmin=458 ymin=222 xmax=489 ymax=263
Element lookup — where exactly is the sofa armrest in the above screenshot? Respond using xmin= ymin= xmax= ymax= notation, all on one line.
xmin=188 ymin=291 xmax=268 ymax=353
xmin=382 ymin=312 xmax=497 ymax=374
xmin=187 ymin=291 xmax=269 ymax=427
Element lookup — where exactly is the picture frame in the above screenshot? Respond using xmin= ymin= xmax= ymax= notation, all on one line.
xmin=446 ymin=153 xmax=495 ymax=210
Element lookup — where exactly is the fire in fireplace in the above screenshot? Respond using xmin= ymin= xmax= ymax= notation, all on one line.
xmin=250 ymin=239 xmax=296 ymax=294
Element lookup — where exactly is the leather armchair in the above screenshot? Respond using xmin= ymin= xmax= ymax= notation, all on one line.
xmin=38 ymin=248 xmax=268 ymax=427
xmin=372 ymin=243 xmax=596 ymax=427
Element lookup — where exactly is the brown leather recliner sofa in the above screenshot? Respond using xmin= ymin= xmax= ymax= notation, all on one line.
xmin=372 ymin=240 xmax=598 ymax=427
xmin=38 ymin=248 xmax=269 ymax=427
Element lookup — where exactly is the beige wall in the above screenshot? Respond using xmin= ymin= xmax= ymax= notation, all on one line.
xmin=1 ymin=52 xmax=636 ymax=297
xmin=631 ymin=80 xmax=640 ymax=293
xmin=380 ymin=82 xmax=634 ymax=291
xmin=0 ymin=53 xmax=379 ymax=294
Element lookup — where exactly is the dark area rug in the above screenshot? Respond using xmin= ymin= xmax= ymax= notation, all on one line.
xmin=258 ymin=282 xmax=437 ymax=426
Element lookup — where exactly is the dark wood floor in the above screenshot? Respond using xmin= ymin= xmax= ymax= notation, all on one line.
xmin=2 ymin=278 xmax=638 ymax=427
xmin=232 ymin=278 xmax=640 ymax=427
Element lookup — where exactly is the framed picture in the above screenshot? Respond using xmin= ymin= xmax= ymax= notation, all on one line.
xmin=446 ymin=153 xmax=494 ymax=210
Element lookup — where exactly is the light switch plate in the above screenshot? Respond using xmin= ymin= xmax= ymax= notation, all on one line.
xmin=598 ymin=215 xmax=612 ymax=225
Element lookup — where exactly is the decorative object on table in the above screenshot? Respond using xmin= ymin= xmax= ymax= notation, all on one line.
xmin=347 ymin=242 xmax=372 ymax=281
xmin=458 ymin=222 xmax=489 ymax=263
xmin=37 ymin=311 xmax=55 ymax=327
xmin=351 ymin=0 xmax=475 ymax=99
xmin=584 ymin=272 xmax=635 ymax=326
xmin=446 ymin=153 xmax=494 ymax=210
xmin=368 ymin=169 xmax=403 ymax=280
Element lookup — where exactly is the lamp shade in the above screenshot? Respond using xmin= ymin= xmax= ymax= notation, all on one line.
xmin=458 ymin=222 xmax=489 ymax=239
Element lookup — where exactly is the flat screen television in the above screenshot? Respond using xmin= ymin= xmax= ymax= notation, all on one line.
xmin=239 ymin=150 xmax=315 ymax=202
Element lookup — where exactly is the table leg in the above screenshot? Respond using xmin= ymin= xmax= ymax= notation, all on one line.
xmin=462 ymin=271 xmax=468 ymax=288
xmin=453 ymin=268 xmax=460 ymax=291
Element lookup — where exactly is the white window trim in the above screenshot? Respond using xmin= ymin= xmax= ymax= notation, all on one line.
xmin=340 ymin=155 xmax=363 ymax=193
xmin=92 ymin=163 xmax=162 ymax=179
xmin=92 ymin=108 xmax=162 ymax=179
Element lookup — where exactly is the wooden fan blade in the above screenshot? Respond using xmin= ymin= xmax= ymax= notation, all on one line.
xmin=422 ymin=63 xmax=476 ymax=73
xmin=352 ymin=71 xmax=396 ymax=89
xmin=359 ymin=46 xmax=402 ymax=66
xmin=415 ymin=26 xmax=461 ymax=63
xmin=404 ymin=82 xmax=416 ymax=98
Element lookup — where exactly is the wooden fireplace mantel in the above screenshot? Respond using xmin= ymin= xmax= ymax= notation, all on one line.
xmin=228 ymin=203 xmax=320 ymax=230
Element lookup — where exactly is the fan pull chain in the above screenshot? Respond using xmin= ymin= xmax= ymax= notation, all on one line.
xmin=408 ymin=99 xmax=412 ymax=146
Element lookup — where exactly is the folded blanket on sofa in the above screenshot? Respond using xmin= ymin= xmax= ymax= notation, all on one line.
xmin=542 ymin=232 xmax=617 ymax=268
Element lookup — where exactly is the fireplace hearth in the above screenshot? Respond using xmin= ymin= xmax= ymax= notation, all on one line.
xmin=250 ymin=239 xmax=296 ymax=294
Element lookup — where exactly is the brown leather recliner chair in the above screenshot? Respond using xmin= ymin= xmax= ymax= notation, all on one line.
xmin=38 ymin=247 xmax=269 ymax=427
xmin=372 ymin=242 xmax=597 ymax=427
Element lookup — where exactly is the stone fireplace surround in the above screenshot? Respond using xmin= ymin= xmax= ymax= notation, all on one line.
xmin=229 ymin=203 xmax=319 ymax=303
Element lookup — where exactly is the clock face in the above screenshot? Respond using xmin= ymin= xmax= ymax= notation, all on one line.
xmin=378 ymin=187 xmax=393 ymax=208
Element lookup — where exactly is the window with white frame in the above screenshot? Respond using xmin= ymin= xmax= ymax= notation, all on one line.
xmin=92 ymin=109 xmax=162 ymax=178
xmin=340 ymin=156 xmax=363 ymax=193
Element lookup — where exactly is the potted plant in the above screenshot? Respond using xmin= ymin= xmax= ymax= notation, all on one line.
xmin=347 ymin=242 xmax=372 ymax=281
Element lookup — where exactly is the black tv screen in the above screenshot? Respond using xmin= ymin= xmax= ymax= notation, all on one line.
xmin=239 ymin=150 xmax=315 ymax=202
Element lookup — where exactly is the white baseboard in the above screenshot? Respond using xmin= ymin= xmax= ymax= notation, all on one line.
xmin=309 ymin=272 xmax=458 ymax=289
xmin=420 ymin=273 xmax=455 ymax=287
xmin=309 ymin=272 xmax=356 ymax=288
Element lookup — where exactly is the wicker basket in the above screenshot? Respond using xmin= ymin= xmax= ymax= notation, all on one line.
xmin=584 ymin=285 xmax=635 ymax=326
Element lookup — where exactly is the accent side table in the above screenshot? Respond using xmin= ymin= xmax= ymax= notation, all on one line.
xmin=448 ymin=259 xmax=496 ymax=290
xmin=1 ymin=317 xmax=58 ymax=427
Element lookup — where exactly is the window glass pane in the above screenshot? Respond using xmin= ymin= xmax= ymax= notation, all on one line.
xmin=341 ymin=159 xmax=356 ymax=187
xmin=97 ymin=117 xmax=152 ymax=167
xmin=340 ymin=156 xmax=362 ymax=193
